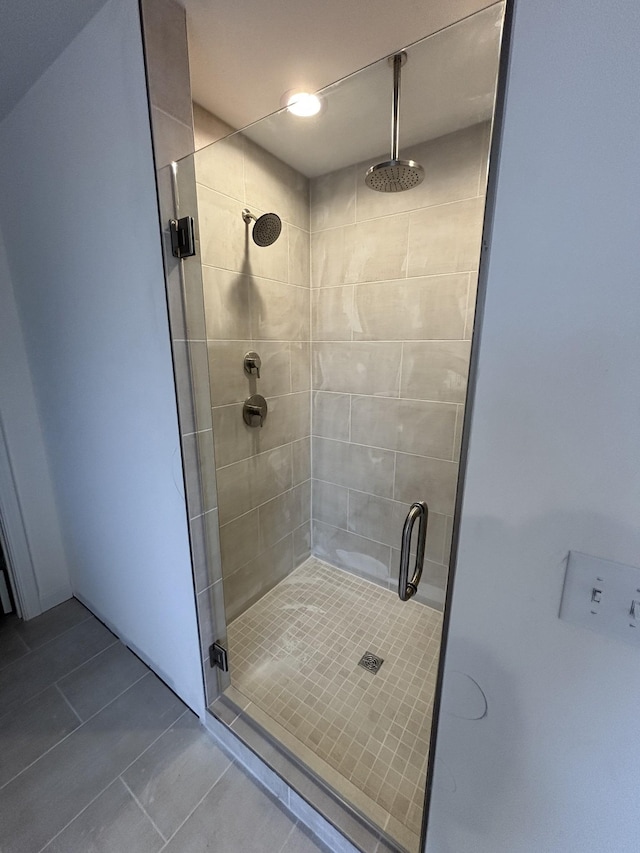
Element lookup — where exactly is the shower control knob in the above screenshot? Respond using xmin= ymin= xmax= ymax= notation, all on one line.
xmin=243 ymin=394 xmax=268 ymax=428
xmin=244 ymin=351 xmax=262 ymax=379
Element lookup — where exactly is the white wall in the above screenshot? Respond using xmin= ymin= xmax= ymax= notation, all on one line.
xmin=429 ymin=1 xmax=640 ymax=851
xmin=0 ymin=231 xmax=71 ymax=616
xmin=0 ymin=0 xmax=204 ymax=713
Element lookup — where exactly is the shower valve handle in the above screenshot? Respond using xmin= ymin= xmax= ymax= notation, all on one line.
xmin=243 ymin=394 xmax=268 ymax=428
xmin=244 ymin=351 xmax=262 ymax=379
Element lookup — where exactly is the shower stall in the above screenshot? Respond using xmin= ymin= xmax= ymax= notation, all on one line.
xmin=168 ymin=6 xmax=505 ymax=850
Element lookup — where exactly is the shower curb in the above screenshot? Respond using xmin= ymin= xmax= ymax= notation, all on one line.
xmin=204 ymin=697 xmax=400 ymax=853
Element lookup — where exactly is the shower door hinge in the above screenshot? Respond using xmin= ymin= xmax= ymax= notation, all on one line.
xmin=209 ymin=641 xmax=229 ymax=672
xmin=169 ymin=216 xmax=196 ymax=259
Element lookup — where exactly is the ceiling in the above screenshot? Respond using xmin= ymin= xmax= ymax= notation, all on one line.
xmin=182 ymin=0 xmax=500 ymax=132
xmin=242 ymin=5 xmax=504 ymax=178
xmin=0 ymin=0 xmax=109 ymax=122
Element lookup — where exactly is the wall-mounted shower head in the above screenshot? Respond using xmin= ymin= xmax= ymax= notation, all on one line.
xmin=242 ymin=208 xmax=282 ymax=247
xmin=365 ymin=53 xmax=425 ymax=193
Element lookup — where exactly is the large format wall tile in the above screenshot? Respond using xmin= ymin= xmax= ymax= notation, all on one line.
xmin=244 ymin=138 xmax=310 ymax=231
xmin=223 ymin=535 xmax=294 ymax=622
xmin=216 ymin=444 xmax=293 ymax=525
xmin=197 ymin=186 xmax=248 ymax=272
xmin=313 ymin=342 xmax=402 ymax=397
xmin=347 ymin=491 xmax=447 ymax=565
xmin=220 ymin=510 xmax=261 ymax=575
xmin=250 ymin=279 xmax=310 ymax=341
xmin=290 ymin=342 xmax=311 ymax=392
xmin=312 ymin=437 xmax=395 ymax=498
xmin=312 ymin=521 xmax=390 ymax=583
xmin=292 ymin=437 xmax=311 ymax=485
xmin=289 ymin=225 xmax=311 ymax=287
xmin=407 ymin=196 xmax=485 ymax=277
xmin=311 ymin=216 xmax=409 ymax=286
xmin=259 ymin=486 xmax=306 ymax=550
xmin=352 ymin=274 xmax=469 ymax=341
xmin=212 ymin=391 xmax=309 ymax=470
xmin=312 ymin=479 xmax=349 ymax=529
xmin=208 ymin=340 xmax=252 ymax=406
xmin=311 ymin=165 xmax=356 ymax=231
xmin=400 ymin=341 xmax=471 ymax=403
xmin=195 ymin=133 xmax=245 ymax=198
xmin=355 ymin=123 xmax=489 ymax=221
xmin=202 ymin=267 xmax=251 ymax=341
xmin=312 ymin=286 xmax=354 ymax=341
xmin=350 ymin=396 xmax=457 ymax=460
xmin=394 ymin=453 xmax=458 ymax=515
xmin=312 ymin=391 xmax=350 ymax=441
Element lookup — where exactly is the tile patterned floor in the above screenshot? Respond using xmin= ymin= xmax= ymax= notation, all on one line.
xmin=0 ymin=600 xmax=329 ymax=853
xmin=228 ymin=558 xmax=443 ymax=844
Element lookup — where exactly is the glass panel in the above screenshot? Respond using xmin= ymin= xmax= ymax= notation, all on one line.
xmin=175 ymin=5 xmax=505 ymax=849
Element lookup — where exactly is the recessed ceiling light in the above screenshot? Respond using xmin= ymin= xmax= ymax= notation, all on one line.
xmin=285 ymin=91 xmax=322 ymax=117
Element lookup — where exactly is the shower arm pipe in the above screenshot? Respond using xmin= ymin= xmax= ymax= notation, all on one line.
xmin=391 ymin=53 xmax=402 ymax=161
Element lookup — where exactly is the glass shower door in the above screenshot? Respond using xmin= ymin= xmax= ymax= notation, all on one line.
xmin=172 ymin=6 xmax=506 ymax=849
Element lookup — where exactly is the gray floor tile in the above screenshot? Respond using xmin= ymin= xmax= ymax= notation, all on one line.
xmin=15 ymin=598 xmax=90 ymax=650
xmin=43 ymin=779 xmax=164 ymax=853
xmin=57 ymin=641 xmax=148 ymax=720
xmin=0 ymin=685 xmax=80 ymax=787
xmin=0 ymin=613 xmax=20 ymax=633
xmin=0 ymin=672 xmax=185 ymax=853
xmin=0 ymin=627 xmax=30 ymax=669
xmin=122 ymin=710 xmax=231 ymax=840
xmin=0 ymin=617 xmax=116 ymax=717
xmin=162 ymin=762 xmax=295 ymax=853
xmin=281 ymin=822 xmax=332 ymax=853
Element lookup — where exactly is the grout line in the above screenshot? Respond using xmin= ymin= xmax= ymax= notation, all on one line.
xmin=199 ymin=258 xmax=476 ymax=288
xmin=219 ymin=480 xmax=309 ymax=529
xmin=157 ymin=759 xmax=235 ymax=850
xmin=0 ymin=670 xmax=150 ymax=794
xmin=277 ymin=821 xmax=299 ymax=853
xmin=204 ymin=335 xmax=471 ymax=344
xmin=36 ymin=709 xmax=190 ymax=853
xmin=392 ymin=451 xmax=397 ymax=501
xmin=120 ymin=776 xmax=168 ymax=843
xmin=212 ymin=389 xmax=308 ymax=412
xmin=53 ymin=682 xmax=83 ymax=725
xmin=312 ymin=192 xmax=483 ymax=233
xmin=0 ymin=636 xmax=119 ymax=730
xmin=16 ymin=610 xmax=94 ymax=654
xmin=311 ymin=435 xmax=459 ymax=467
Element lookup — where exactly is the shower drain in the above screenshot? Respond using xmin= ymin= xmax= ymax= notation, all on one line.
xmin=358 ymin=651 xmax=384 ymax=674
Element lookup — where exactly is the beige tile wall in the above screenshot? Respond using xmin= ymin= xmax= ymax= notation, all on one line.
xmin=309 ymin=122 xmax=491 ymax=608
xmin=193 ymin=118 xmax=312 ymax=622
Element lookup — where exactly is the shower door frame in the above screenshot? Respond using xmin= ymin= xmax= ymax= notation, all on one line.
xmin=420 ymin=0 xmax=515 ymax=843
xmin=152 ymin=2 xmax=515 ymax=849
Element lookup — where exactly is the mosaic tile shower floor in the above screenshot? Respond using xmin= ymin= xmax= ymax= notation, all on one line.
xmin=227 ymin=558 xmax=443 ymax=847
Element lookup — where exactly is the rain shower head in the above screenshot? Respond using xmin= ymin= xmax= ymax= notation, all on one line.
xmin=242 ymin=209 xmax=282 ymax=247
xmin=365 ymin=53 xmax=425 ymax=193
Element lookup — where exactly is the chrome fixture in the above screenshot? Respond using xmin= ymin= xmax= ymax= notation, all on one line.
xmin=398 ymin=501 xmax=429 ymax=601
xmin=243 ymin=394 xmax=268 ymax=428
xmin=358 ymin=651 xmax=384 ymax=674
xmin=242 ymin=208 xmax=282 ymax=246
xmin=244 ymin=351 xmax=262 ymax=379
xmin=365 ymin=53 xmax=425 ymax=193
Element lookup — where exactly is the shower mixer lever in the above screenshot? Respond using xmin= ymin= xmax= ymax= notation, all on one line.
xmin=243 ymin=394 xmax=268 ymax=428
xmin=244 ymin=351 xmax=262 ymax=379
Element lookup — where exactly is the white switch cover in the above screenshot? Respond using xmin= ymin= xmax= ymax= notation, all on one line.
xmin=560 ymin=551 xmax=640 ymax=646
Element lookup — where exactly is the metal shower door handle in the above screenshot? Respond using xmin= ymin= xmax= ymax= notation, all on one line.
xmin=398 ymin=501 xmax=429 ymax=601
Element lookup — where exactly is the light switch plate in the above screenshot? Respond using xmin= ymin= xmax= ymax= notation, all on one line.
xmin=560 ymin=550 xmax=640 ymax=646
